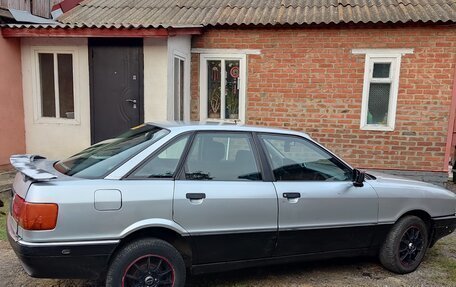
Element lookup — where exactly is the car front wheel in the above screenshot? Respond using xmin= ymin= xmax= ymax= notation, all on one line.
xmin=106 ymin=238 xmax=186 ymax=287
xmin=379 ymin=215 xmax=429 ymax=274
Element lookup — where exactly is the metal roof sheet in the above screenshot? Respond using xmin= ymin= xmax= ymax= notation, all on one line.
xmin=9 ymin=8 xmax=57 ymax=24
xmin=12 ymin=0 xmax=456 ymax=28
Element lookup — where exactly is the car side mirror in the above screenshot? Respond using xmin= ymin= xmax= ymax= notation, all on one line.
xmin=352 ymin=169 xmax=365 ymax=187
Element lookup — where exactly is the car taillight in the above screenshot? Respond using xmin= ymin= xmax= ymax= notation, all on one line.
xmin=12 ymin=195 xmax=58 ymax=230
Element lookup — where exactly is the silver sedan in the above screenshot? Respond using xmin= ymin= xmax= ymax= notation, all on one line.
xmin=7 ymin=122 xmax=456 ymax=287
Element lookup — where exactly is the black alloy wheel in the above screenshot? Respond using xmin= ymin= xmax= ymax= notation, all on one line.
xmin=122 ymin=254 xmax=174 ymax=287
xmin=379 ymin=215 xmax=429 ymax=274
xmin=106 ymin=239 xmax=186 ymax=287
xmin=398 ymin=225 xmax=425 ymax=267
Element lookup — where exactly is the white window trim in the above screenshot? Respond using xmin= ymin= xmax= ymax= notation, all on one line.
xmin=352 ymin=48 xmax=414 ymax=55
xmin=199 ymin=53 xmax=247 ymax=123
xmin=172 ymin=50 xmax=190 ymax=121
xmin=192 ymin=48 xmax=261 ymax=55
xmin=31 ymin=46 xmax=80 ymax=125
xmin=354 ymin=49 xmax=413 ymax=131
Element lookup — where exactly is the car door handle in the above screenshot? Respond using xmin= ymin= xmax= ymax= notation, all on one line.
xmin=186 ymin=193 xmax=206 ymax=200
xmin=283 ymin=192 xmax=301 ymax=199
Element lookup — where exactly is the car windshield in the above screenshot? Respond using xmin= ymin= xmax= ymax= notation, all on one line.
xmin=54 ymin=125 xmax=169 ymax=179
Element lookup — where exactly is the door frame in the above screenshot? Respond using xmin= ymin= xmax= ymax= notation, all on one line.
xmin=255 ymin=132 xmax=379 ymax=256
xmin=172 ymin=130 xmax=278 ymax=263
xmin=88 ymin=38 xmax=144 ymax=144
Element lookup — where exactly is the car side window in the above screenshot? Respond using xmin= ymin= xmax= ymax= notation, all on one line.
xmin=259 ymin=134 xmax=352 ymax=181
xmin=184 ymin=132 xmax=262 ymax=181
xmin=130 ymin=135 xmax=190 ymax=178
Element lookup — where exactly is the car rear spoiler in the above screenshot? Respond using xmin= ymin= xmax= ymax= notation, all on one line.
xmin=10 ymin=154 xmax=57 ymax=181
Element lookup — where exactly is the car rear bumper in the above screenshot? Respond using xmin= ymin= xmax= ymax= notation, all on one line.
xmin=430 ymin=215 xmax=456 ymax=247
xmin=7 ymin=215 xmax=118 ymax=279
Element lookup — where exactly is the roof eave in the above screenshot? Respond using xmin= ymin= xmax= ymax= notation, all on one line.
xmin=0 ymin=26 xmax=203 ymax=38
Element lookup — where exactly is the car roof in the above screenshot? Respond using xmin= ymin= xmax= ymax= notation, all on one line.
xmin=146 ymin=121 xmax=310 ymax=138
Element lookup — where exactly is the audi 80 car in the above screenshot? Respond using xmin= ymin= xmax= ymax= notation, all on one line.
xmin=7 ymin=122 xmax=456 ymax=287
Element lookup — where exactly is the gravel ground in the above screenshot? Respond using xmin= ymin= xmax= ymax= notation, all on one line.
xmin=1 ymin=234 xmax=455 ymax=287
xmin=0 ymin=179 xmax=455 ymax=287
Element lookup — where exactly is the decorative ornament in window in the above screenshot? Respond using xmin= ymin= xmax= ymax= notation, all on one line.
xmin=200 ymin=54 xmax=246 ymax=123
xmin=225 ymin=60 xmax=240 ymax=120
xmin=208 ymin=60 xmax=221 ymax=119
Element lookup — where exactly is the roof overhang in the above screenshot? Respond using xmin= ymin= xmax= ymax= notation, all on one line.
xmin=1 ymin=26 xmax=202 ymax=38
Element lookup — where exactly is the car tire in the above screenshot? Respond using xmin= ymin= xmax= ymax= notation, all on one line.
xmin=106 ymin=238 xmax=186 ymax=287
xmin=379 ymin=215 xmax=429 ymax=274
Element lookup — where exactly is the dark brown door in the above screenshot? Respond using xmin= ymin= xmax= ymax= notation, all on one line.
xmin=89 ymin=38 xmax=143 ymax=144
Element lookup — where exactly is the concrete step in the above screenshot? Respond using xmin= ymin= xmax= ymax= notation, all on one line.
xmin=0 ymin=170 xmax=15 ymax=193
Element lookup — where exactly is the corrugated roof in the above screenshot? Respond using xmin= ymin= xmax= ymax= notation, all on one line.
xmin=21 ymin=0 xmax=456 ymax=28
xmin=58 ymin=0 xmax=456 ymax=28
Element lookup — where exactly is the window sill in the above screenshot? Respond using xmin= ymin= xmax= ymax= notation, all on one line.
xmin=360 ymin=124 xmax=394 ymax=132
xmin=205 ymin=118 xmax=243 ymax=124
xmin=34 ymin=117 xmax=80 ymax=125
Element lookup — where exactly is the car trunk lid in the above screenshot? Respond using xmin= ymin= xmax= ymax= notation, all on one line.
xmin=9 ymin=154 xmax=59 ymax=237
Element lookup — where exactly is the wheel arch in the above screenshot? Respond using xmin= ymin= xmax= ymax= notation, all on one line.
xmin=110 ymin=226 xmax=193 ymax=268
xmin=397 ymin=209 xmax=432 ymax=229
xmin=396 ymin=209 xmax=434 ymax=246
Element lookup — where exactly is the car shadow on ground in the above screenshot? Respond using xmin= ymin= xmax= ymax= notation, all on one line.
xmin=186 ymin=256 xmax=381 ymax=286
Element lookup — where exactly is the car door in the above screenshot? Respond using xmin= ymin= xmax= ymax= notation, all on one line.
xmin=173 ymin=131 xmax=278 ymax=264
xmin=258 ymin=133 xmax=379 ymax=256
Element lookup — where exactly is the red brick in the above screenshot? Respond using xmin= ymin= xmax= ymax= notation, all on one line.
xmin=191 ymin=25 xmax=456 ymax=172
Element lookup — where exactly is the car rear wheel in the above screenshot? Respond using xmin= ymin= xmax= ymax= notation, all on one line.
xmin=379 ymin=215 xmax=429 ymax=274
xmin=106 ymin=238 xmax=186 ymax=287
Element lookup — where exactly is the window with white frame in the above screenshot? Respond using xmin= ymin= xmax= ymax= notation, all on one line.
xmin=199 ymin=54 xmax=246 ymax=122
xmin=36 ymin=51 xmax=76 ymax=120
xmin=354 ymin=49 xmax=413 ymax=131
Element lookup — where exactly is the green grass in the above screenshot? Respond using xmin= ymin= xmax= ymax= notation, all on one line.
xmin=0 ymin=193 xmax=9 ymax=241
xmin=426 ymin=235 xmax=456 ymax=285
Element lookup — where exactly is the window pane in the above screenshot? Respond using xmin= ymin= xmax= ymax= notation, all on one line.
xmin=225 ymin=60 xmax=240 ymax=120
xmin=174 ymin=58 xmax=185 ymax=121
xmin=185 ymin=133 xmax=261 ymax=181
xmin=373 ymin=63 xmax=391 ymax=78
xmin=179 ymin=59 xmax=184 ymax=120
xmin=260 ymin=135 xmax=352 ymax=181
xmin=174 ymin=58 xmax=180 ymax=120
xmin=207 ymin=60 xmax=221 ymax=119
xmin=132 ymin=135 xmax=190 ymax=178
xmin=367 ymin=83 xmax=391 ymax=125
xmin=54 ymin=125 xmax=169 ymax=179
xmin=57 ymin=54 xmax=74 ymax=119
xmin=39 ymin=53 xmax=55 ymax=117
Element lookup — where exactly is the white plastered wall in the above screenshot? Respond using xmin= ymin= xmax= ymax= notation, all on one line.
xmin=143 ymin=35 xmax=191 ymax=122
xmin=21 ymin=38 xmax=90 ymax=160
xmin=143 ymin=38 xmax=168 ymax=122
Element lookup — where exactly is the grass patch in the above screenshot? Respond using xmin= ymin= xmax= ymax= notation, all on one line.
xmin=425 ymin=235 xmax=456 ymax=285
xmin=0 ymin=192 xmax=10 ymax=241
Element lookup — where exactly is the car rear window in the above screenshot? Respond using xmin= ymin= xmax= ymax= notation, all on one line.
xmin=54 ymin=125 xmax=169 ymax=179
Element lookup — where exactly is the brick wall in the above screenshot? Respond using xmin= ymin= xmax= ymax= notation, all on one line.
xmin=191 ymin=25 xmax=456 ymax=172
